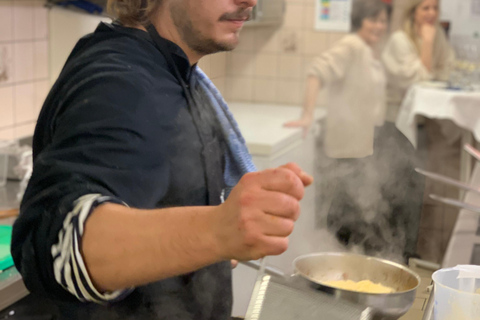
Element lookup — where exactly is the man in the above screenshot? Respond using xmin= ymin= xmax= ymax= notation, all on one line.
xmin=11 ymin=0 xmax=313 ymax=319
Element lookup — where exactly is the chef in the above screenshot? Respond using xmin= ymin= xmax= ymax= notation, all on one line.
xmin=11 ymin=0 xmax=313 ymax=319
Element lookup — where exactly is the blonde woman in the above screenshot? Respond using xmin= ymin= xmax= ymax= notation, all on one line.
xmin=382 ymin=0 xmax=454 ymax=122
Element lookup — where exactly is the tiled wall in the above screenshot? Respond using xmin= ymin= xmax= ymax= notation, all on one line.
xmin=0 ymin=0 xmax=49 ymax=141
xmin=197 ymin=52 xmax=228 ymax=94
xmin=219 ymin=0 xmax=346 ymax=106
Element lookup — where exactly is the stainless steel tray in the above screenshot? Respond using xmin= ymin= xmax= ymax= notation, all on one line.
xmin=245 ymin=274 xmax=373 ymax=320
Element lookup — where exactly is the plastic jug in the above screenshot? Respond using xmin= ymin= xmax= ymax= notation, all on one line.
xmin=432 ymin=266 xmax=480 ymax=320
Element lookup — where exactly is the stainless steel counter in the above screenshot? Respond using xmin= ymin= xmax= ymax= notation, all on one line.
xmin=0 ymin=264 xmax=28 ymax=311
xmin=0 ymin=180 xmax=22 ymax=210
xmin=420 ymin=162 xmax=480 ymax=320
xmin=0 ymin=181 xmax=29 ymax=312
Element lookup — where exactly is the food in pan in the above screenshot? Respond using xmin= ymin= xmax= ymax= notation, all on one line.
xmin=323 ymin=279 xmax=395 ymax=294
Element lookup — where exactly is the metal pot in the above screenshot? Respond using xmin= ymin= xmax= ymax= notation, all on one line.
xmin=244 ymin=252 xmax=420 ymax=320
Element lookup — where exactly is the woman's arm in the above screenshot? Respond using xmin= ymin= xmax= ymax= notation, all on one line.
xmin=284 ymin=36 xmax=359 ymax=136
xmin=284 ymin=76 xmax=321 ymax=137
xmin=382 ymin=31 xmax=432 ymax=88
xmin=419 ymin=24 xmax=436 ymax=72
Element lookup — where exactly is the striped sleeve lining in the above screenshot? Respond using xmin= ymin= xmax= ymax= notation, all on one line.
xmin=51 ymin=194 xmax=133 ymax=304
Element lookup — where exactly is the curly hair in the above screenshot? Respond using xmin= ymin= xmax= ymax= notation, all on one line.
xmin=107 ymin=0 xmax=161 ymax=27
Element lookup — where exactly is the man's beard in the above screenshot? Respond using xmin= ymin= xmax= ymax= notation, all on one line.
xmin=170 ymin=3 xmax=251 ymax=55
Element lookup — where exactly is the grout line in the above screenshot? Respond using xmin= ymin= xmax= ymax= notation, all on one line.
xmin=0 ymin=77 xmax=49 ymax=88
xmin=0 ymin=38 xmax=49 ymax=45
xmin=0 ymin=120 xmax=36 ymax=132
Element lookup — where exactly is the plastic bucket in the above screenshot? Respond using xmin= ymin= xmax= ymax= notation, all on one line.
xmin=432 ymin=267 xmax=480 ymax=320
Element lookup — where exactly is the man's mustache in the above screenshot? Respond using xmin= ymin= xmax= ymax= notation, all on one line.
xmin=219 ymin=8 xmax=253 ymax=21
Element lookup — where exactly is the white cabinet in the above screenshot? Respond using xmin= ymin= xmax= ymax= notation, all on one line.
xmin=228 ymin=103 xmax=326 ymax=317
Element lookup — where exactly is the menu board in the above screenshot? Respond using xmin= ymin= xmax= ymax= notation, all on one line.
xmin=315 ymin=0 xmax=352 ymax=32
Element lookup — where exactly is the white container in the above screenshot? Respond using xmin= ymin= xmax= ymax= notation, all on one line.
xmin=0 ymin=141 xmax=11 ymax=187
xmin=432 ymin=267 xmax=480 ymax=320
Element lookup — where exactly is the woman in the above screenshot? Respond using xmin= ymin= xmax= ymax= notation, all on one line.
xmin=382 ymin=0 xmax=454 ymax=122
xmin=286 ymin=0 xmax=395 ymax=253
xmin=286 ymin=0 xmax=388 ymax=159
xmin=287 ymin=0 xmax=424 ymax=261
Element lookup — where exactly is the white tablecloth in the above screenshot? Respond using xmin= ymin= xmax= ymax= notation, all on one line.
xmin=396 ymin=84 xmax=480 ymax=148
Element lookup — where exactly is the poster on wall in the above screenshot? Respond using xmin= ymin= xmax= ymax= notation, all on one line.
xmin=315 ymin=0 xmax=353 ymax=32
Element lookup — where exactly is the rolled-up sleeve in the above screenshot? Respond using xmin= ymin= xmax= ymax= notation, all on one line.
xmin=51 ymin=194 xmax=132 ymax=303
xmin=11 ymin=70 xmax=172 ymax=302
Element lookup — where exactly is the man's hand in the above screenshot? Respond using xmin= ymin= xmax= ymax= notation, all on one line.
xmin=213 ymin=163 xmax=313 ymax=262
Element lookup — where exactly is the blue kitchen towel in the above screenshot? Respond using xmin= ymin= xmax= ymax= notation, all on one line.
xmin=195 ymin=68 xmax=257 ymax=198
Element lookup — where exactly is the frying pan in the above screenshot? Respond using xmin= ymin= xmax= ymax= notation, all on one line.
xmin=243 ymin=252 xmax=420 ymax=320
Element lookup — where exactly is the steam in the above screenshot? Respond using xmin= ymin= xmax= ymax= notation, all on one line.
xmin=314 ymin=123 xmax=424 ymax=264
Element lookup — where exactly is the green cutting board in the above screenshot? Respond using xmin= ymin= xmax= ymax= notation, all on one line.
xmin=0 ymin=225 xmax=13 ymax=271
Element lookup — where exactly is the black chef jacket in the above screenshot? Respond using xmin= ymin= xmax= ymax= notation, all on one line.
xmin=11 ymin=22 xmax=232 ymax=320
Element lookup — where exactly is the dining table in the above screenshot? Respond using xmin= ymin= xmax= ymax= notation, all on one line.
xmin=396 ymin=82 xmax=480 ymax=189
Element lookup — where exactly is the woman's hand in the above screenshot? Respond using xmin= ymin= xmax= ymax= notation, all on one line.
xmin=284 ymin=115 xmax=314 ymax=138
xmin=420 ymin=24 xmax=436 ymax=44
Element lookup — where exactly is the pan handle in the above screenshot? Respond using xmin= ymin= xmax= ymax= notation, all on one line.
xmin=240 ymin=260 xmax=288 ymax=278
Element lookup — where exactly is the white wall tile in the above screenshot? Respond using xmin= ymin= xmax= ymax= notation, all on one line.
xmin=0 ymin=43 xmax=14 ymax=85
xmin=253 ymin=28 xmax=280 ymax=54
xmin=211 ymin=77 xmax=226 ymax=96
xmin=253 ymin=78 xmax=277 ymax=103
xmin=254 ymin=54 xmax=278 ymax=78
xmin=0 ymin=2 xmax=14 ymax=42
xmin=210 ymin=52 xmax=226 ymax=79
xmin=228 ymin=52 xmax=254 ymax=77
xmin=0 ymin=1 xmax=49 ymax=139
xmin=280 ymin=28 xmax=304 ymax=54
xmin=0 ymin=86 xmax=14 ymax=128
xmin=198 ymin=55 xmax=211 ymax=77
xmin=234 ymin=28 xmax=255 ymax=52
xmin=303 ymin=31 xmax=329 ymax=55
xmin=276 ymin=80 xmax=302 ymax=105
xmin=14 ymin=82 xmax=35 ymax=123
xmin=0 ymin=128 xmax=15 ymax=140
xmin=227 ymin=77 xmax=253 ymax=102
xmin=303 ymin=4 xmax=315 ymax=30
xmin=34 ymin=40 xmax=48 ymax=79
xmin=279 ymin=55 xmax=303 ymax=79
xmin=14 ymin=41 xmax=34 ymax=82
xmin=283 ymin=3 xmax=304 ymax=29
xmin=13 ymin=1 xmax=34 ymax=40
xmin=34 ymin=80 xmax=49 ymax=114
xmin=14 ymin=121 xmax=35 ymax=138
xmin=34 ymin=3 xmax=48 ymax=40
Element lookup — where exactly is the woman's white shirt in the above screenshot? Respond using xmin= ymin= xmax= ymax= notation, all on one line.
xmin=309 ymin=33 xmax=386 ymax=159
xmin=382 ymin=29 xmax=454 ymax=122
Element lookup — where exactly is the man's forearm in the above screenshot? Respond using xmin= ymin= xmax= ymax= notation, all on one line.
xmin=82 ymin=203 xmax=223 ymax=292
